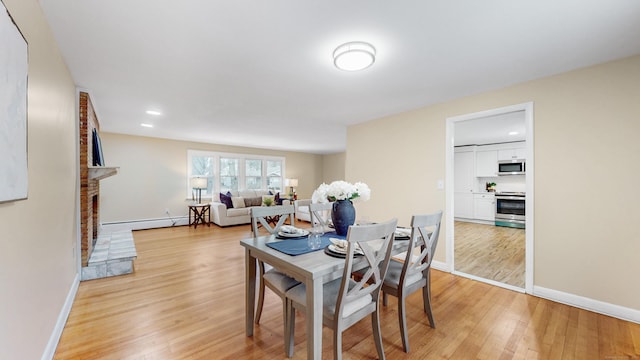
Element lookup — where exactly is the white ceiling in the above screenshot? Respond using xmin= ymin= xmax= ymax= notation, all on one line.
xmin=454 ymin=110 xmax=526 ymax=146
xmin=39 ymin=0 xmax=640 ymax=154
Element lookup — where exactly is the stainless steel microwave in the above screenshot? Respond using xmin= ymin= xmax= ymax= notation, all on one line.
xmin=498 ymin=159 xmax=525 ymax=175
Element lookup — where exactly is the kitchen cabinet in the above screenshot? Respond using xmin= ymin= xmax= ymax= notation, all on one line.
xmin=473 ymin=193 xmax=495 ymax=221
xmin=476 ymin=150 xmax=498 ymax=177
xmin=455 ymin=193 xmax=474 ymax=219
xmin=498 ymin=146 xmax=526 ymax=161
xmin=454 ymin=148 xmax=475 ymax=219
xmin=454 ymin=148 xmax=474 ymax=193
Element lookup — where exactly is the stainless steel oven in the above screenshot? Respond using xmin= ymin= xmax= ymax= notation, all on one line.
xmin=495 ymin=192 xmax=525 ymax=228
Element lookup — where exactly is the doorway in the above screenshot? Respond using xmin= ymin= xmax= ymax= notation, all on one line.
xmin=445 ymin=103 xmax=534 ymax=293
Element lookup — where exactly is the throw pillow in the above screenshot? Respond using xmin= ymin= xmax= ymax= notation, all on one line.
xmin=261 ymin=194 xmax=275 ymax=207
xmin=244 ymin=197 xmax=262 ymax=207
xmin=231 ymin=196 xmax=245 ymax=209
xmin=220 ymin=192 xmax=233 ymax=209
xmin=274 ymin=192 xmax=282 ymax=205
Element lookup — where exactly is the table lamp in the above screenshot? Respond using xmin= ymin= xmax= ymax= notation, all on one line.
xmin=284 ymin=178 xmax=298 ymax=197
xmin=191 ymin=177 xmax=208 ymax=204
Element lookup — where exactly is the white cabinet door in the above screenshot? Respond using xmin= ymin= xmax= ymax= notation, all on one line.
xmin=476 ymin=150 xmax=497 ymax=177
xmin=454 ymin=150 xmax=474 ymax=193
xmin=455 ymin=193 xmax=474 ymax=219
xmin=498 ymin=146 xmax=526 ymax=160
xmin=473 ymin=194 xmax=495 ymax=221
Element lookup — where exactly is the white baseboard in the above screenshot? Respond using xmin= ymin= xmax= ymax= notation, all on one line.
xmin=101 ymin=216 xmax=189 ymax=232
xmin=41 ymin=273 xmax=80 ymax=360
xmin=534 ymin=286 xmax=640 ymax=324
xmin=431 ymin=260 xmax=449 ymax=272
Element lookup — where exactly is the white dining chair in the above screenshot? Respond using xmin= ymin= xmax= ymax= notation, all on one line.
xmin=250 ymin=205 xmax=300 ymax=339
xmin=284 ymin=219 xmax=398 ymax=360
xmin=309 ymin=201 xmax=333 ymax=232
xmin=382 ymin=210 xmax=442 ymax=353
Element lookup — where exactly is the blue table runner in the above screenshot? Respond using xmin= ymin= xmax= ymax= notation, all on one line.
xmin=266 ymin=231 xmax=347 ymax=256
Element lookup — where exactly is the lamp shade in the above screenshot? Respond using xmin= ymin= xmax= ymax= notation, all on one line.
xmin=285 ymin=178 xmax=298 ymax=187
xmin=190 ymin=177 xmax=207 ymax=189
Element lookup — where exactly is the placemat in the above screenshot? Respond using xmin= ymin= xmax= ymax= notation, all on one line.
xmin=267 ymin=231 xmax=347 ymax=256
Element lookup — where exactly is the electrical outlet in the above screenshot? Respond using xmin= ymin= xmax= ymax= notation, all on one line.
xmin=165 ymin=208 xmax=170 ymax=215
xmin=437 ymin=179 xmax=444 ymax=190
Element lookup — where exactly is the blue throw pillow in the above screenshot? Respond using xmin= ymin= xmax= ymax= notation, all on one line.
xmin=220 ymin=191 xmax=233 ymax=209
xmin=274 ymin=192 xmax=282 ymax=205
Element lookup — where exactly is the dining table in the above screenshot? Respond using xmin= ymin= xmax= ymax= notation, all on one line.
xmin=240 ymin=230 xmax=410 ymax=359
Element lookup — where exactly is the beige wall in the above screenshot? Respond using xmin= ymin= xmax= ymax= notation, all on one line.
xmin=99 ymin=133 xmax=324 ymax=222
xmin=347 ymin=55 xmax=640 ymax=311
xmin=322 ymin=152 xmax=346 ymax=184
xmin=0 ymin=0 xmax=78 ymax=358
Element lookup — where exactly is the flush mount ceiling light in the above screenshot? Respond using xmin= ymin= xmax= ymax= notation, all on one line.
xmin=333 ymin=41 xmax=376 ymax=71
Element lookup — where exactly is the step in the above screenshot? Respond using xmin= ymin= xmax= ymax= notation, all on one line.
xmin=81 ymin=230 xmax=137 ymax=281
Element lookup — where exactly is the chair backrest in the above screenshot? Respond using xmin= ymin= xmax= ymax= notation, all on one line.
xmin=400 ymin=211 xmax=443 ymax=283
xmin=250 ymin=205 xmax=295 ymax=235
xmin=335 ymin=219 xmax=397 ymax=322
xmin=309 ymin=202 xmax=332 ymax=231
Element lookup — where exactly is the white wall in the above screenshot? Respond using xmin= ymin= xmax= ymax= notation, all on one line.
xmin=0 ymin=1 xmax=78 ymax=359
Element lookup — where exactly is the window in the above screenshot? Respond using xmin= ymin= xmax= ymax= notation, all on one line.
xmin=266 ymin=160 xmax=283 ymax=191
xmin=245 ymin=159 xmax=262 ymax=190
xmin=187 ymin=150 xmax=285 ymax=199
xmin=190 ymin=153 xmax=214 ymax=199
xmin=220 ymin=157 xmax=239 ymax=192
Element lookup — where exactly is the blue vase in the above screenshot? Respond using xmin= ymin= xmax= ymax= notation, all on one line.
xmin=332 ymin=200 xmax=355 ymax=236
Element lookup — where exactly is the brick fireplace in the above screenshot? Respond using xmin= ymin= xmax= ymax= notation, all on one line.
xmin=79 ymin=91 xmax=136 ymax=280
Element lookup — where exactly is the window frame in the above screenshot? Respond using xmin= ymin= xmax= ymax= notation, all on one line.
xmin=186 ymin=150 xmax=285 ymax=200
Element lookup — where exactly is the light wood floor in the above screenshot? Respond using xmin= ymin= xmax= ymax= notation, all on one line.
xmin=455 ymin=221 xmax=526 ymax=288
xmin=54 ymin=224 xmax=640 ymax=359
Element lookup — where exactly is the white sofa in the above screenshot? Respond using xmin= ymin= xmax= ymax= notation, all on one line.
xmin=294 ymin=199 xmax=311 ymax=222
xmin=210 ymin=190 xmax=290 ymax=227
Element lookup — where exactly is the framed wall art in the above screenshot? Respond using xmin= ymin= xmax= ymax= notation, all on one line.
xmin=0 ymin=0 xmax=28 ymax=202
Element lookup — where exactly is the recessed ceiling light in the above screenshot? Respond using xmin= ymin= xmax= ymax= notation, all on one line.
xmin=333 ymin=41 xmax=376 ymax=71
xmin=140 ymin=123 xmax=153 ymax=128
xmin=509 ymin=131 xmax=519 ymax=136
xmin=146 ymin=110 xmax=162 ymax=116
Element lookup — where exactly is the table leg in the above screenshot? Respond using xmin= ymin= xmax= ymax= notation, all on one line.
xmin=245 ymin=249 xmax=256 ymax=336
xmin=306 ymin=277 xmax=323 ymax=359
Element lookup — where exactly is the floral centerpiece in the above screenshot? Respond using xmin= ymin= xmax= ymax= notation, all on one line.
xmin=312 ymin=181 xmax=371 ymax=236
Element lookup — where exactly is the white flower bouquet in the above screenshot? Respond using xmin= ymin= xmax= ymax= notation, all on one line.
xmin=312 ymin=180 xmax=371 ymax=203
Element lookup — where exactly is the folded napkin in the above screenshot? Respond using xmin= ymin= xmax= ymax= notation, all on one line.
xmin=394 ymin=228 xmax=411 ymax=238
xmin=279 ymin=225 xmax=305 ymax=235
xmin=329 ymin=238 xmax=363 ymax=255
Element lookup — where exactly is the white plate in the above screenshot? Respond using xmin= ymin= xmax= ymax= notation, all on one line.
xmin=277 ymin=229 xmax=309 ymax=238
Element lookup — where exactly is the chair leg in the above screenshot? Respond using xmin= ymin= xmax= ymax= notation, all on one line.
xmin=333 ymin=327 xmax=343 ymax=360
xmin=372 ymin=310 xmax=386 ymax=360
xmin=423 ymin=270 xmax=436 ymax=328
xmin=254 ymin=278 xmax=266 ymax=324
xmin=398 ymin=292 xmax=410 ymax=353
xmin=382 ymin=291 xmax=388 ymax=306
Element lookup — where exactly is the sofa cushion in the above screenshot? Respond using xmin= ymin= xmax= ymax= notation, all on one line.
xmin=231 ymin=196 xmax=246 ymax=208
xmin=227 ymin=207 xmax=251 ymax=217
xmin=244 ymin=197 xmax=262 ymax=207
xmin=220 ymin=192 xmax=233 ymax=209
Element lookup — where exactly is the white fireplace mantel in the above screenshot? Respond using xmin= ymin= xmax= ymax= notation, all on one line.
xmin=88 ymin=166 xmax=119 ymax=180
